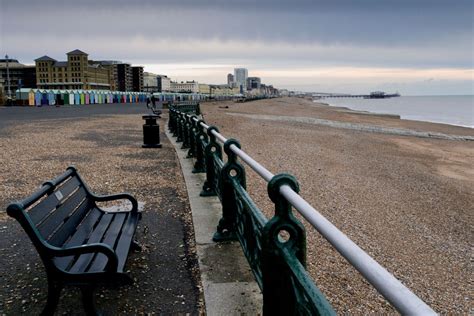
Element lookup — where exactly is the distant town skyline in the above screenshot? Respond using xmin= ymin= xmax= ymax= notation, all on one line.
xmin=1 ymin=0 xmax=472 ymax=95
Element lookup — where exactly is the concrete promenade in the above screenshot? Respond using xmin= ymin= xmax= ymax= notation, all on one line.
xmin=165 ymin=128 xmax=262 ymax=315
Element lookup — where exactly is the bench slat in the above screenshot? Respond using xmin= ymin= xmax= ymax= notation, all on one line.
xmin=87 ymin=212 xmax=127 ymax=272
xmin=68 ymin=213 xmax=114 ymax=273
xmin=38 ymin=186 xmax=87 ymax=240
xmin=54 ymin=209 xmax=102 ymax=270
xmin=29 ymin=176 xmax=81 ymax=225
xmin=48 ymin=198 xmax=93 ymax=247
xmin=115 ymin=212 xmax=140 ymax=272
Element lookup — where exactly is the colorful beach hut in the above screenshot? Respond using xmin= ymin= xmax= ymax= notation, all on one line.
xmin=28 ymin=89 xmax=35 ymax=106
xmin=33 ymin=89 xmax=42 ymax=106
xmin=74 ymin=91 xmax=80 ymax=104
xmin=14 ymin=88 xmax=32 ymax=106
xmin=47 ymin=90 xmax=56 ymax=105
xmin=90 ymin=91 xmax=96 ymax=104
xmin=40 ymin=90 xmax=49 ymax=105
xmin=51 ymin=90 xmax=62 ymax=105
xmin=62 ymin=90 xmax=70 ymax=105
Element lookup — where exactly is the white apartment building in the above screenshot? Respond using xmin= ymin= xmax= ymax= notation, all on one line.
xmin=170 ymin=80 xmax=199 ymax=93
xmin=143 ymin=72 xmax=158 ymax=92
xmin=234 ymin=68 xmax=248 ymax=92
xmin=157 ymin=75 xmax=171 ymax=92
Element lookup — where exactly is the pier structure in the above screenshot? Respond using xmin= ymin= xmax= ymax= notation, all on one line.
xmin=313 ymin=92 xmax=400 ymax=99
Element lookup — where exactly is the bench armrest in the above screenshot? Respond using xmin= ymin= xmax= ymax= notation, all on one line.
xmin=48 ymin=243 xmax=119 ymax=272
xmin=91 ymin=193 xmax=139 ymax=214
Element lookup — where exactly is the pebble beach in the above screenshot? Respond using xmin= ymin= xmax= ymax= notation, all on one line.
xmin=0 ymin=108 xmax=202 ymax=314
xmin=0 ymin=99 xmax=472 ymax=314
xmin=201 ymin=97 xmax=473 ymax=314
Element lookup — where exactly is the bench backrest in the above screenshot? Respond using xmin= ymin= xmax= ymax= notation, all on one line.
xmin=7 ymin=167 xmax=93 ymax=252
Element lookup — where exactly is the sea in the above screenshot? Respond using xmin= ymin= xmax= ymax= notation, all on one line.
xmin=319 ymin=95 xmax=473 ymax=128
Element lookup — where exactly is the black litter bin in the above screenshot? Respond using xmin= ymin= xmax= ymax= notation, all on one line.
xmin=142 ymin=114 xmax=162 ymax=148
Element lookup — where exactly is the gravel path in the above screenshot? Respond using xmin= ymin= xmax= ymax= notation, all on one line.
xmin=0 ymin=109 xmax=202 ymax=314
xmin=201 ymin=98 xmax=473 ymax=314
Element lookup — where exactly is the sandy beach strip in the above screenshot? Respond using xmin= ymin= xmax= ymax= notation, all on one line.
xmin=200 ymin=97 xmax=473 ymax=314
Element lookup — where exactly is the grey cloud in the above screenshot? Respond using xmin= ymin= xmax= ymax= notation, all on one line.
xmin=1 ymin=0 xmax=472 ymax=94
xmin=2 ymin=0 xmax=472 ymax=47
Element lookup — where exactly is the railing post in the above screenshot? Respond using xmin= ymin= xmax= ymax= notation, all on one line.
xmin=181 ymin=114 xmax=191 ymax=149
xmin=195 ymin=102 xmax=201 ymax=115
xmin=168 ymin=108 xmax=174 ymax=133
xmin=213 ymin=139 xmax=245 ymax=242
xmin=262 ymin=174 xmax=307 ymax=315
xmin=200 ymin=126 xmax=222 ymax=197
xmin=186 ymin=115 xmax=197 ymax=158
xmin=192 ymin=119 xmax=207 ymax=173
xmin=176 ymin=113 xmax=184 ymax=143
xmin=172 ymin=110 xmax=179 ymax=137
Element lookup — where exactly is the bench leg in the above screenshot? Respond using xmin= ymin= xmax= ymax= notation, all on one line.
xmin=131 ymin=239 xmax=142 ymax=252
xmin=81 ymin=286 xmax=99 ymax=316
xmin=41 ymin=281 xmax=62 ymax=316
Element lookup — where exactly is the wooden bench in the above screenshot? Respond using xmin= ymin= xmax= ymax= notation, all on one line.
xmin=7 ymin=166 xmax=142 ymax=315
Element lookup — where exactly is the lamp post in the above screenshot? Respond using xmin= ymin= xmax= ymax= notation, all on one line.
xmin=5 ymin=54 xmax=11 ymax=99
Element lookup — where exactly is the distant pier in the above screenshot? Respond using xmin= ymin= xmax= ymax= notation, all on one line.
xmin=314 ymin=91 xmax=400 ymax=99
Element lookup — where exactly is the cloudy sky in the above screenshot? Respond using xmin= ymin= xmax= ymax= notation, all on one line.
xmin=1 ymin=0 xmax=473 ymax=94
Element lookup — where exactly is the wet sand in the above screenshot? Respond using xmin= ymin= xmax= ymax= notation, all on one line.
xmin=201 ymin=97 xmax=473 ymax=314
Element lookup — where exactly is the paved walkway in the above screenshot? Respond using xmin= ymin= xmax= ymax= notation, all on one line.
xmin=166 ymin=128 xmax=263 ymax=315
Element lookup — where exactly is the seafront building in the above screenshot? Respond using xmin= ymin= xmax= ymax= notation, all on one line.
xmin=96 ymin=60 xmax=122 ymax=91
xmin=199 ymin=83 xmax=210 ymax=95
xmin=35 ymin=50 xmax=111 ymax=90
xmin=234 ymin=68 xmax=248 ymax=93
xmin=143 ymin=72 xmax=158 ymax=93
xmin=212 ymin=84 xmax=240 ymax=97
xmin=132 ymin=66 xmax=144 ymax=92
xmin=143 ymin=72 xmax=173 ymax=93
xmin=157 ymin=75 xmax=171 ymax=92
xmin=0 ymin=58 xmax=36 ymax=98
xmin=199 ymin=83 xmax=239 ymax=97
xmin=3 ymin=52 xmax=280 ymax=104
xmin=116 ymin=63 xmax=133 ymax=91
xmin=34 ymin=50 xmax=146 ymax=92
xmin=227 ymin=73 xmax=235 ymax=87
xmin=170 ymin=81 xmax=199 ymax=93
xmin=247 ymin=77 xmax=261 ymax=90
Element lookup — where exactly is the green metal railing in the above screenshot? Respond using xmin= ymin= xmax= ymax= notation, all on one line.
xmin=169 ymin=107 xmax=335 ymax=315
xmin=168 ymin=107 xmax=435 ymax=315
xmin=169 ymin=102 xmax=201 ymax=114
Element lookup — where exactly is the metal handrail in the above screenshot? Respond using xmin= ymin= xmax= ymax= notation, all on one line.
xmin=194 ymin=117 xmax=435 ymax=315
